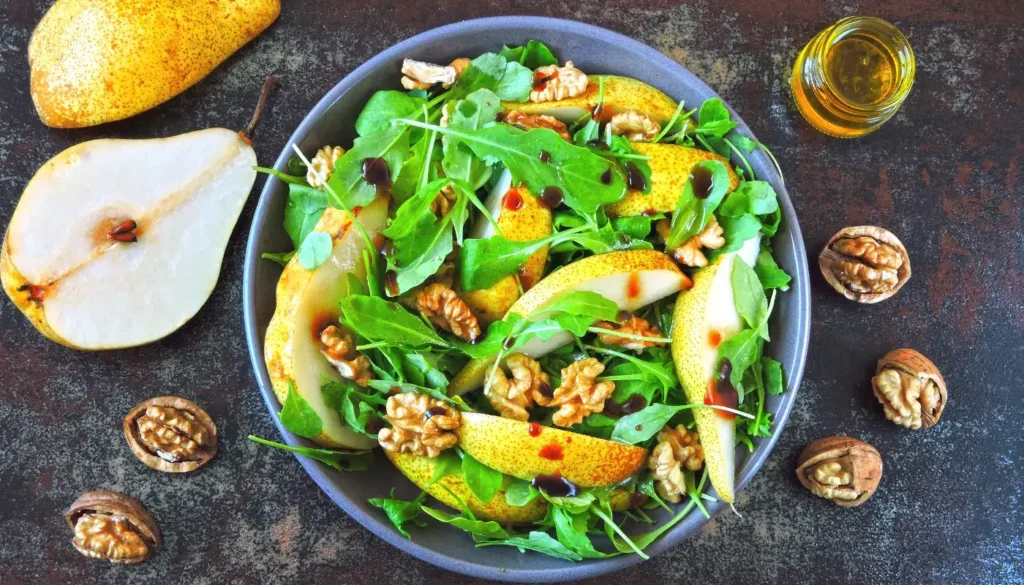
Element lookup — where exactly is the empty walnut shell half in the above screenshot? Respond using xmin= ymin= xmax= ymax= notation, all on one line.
xmin=796 ymin=436 xmax=883 ymax=507
xmin=65 ymin=490 xmax=160 ymax=564
xmin=819 ymin=226 xmax=911 ymax=303
xmin=873 ymin=348 xmax=947 ymax=430
xmin=123 ymin=396 xmax=217 ymax=473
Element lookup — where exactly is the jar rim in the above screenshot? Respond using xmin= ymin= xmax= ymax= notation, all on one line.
xmin=819 ymin=16 xmax=916 ymax=112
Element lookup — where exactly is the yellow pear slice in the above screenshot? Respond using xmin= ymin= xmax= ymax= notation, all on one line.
xmin=606 ymin=143 xmax=740 ymax=217
xmin=462 ymin=169 xmax=552 ymax=325
xmin=1 ymin=129 xmax=256 ymax=349
xmin=264 ymin=197 xmax=390 ymax=450
xmin=29 ymin=0 xmax=280 ymax=127
xmin=386 ymin=451 xmax=547 ymax=524
xmin=456 ymin=413 xmax=647 ymax=487
xmin=504 ymin=75 xmax=679 ymax=124
xmin=450 ymin=250 xmax=689 ymax=395
xmin=670 ymin=236 xmax=761 ymax=504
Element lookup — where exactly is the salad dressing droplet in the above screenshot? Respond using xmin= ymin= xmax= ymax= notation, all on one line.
xmin=361 ymin=157 xmax=393 ymax=190
xmin=540 ymin=187 xmax=563 ymax=209
xmin=538 ymin=443 xmax=564 ymax=461
xmin=625 ymin=162 xmax=646 ymax=191
xmin=705 ymin=358 xmax=738 ymax=419
xmin=531 ymin=473 xmax=578 ymax=498
xmin=503 ymin=189 xmax=524 ymax=211
xmin=600 ymin=168 xmax=613 ymax=185
xmin=689 ymin=165 xmax=715 ymax=199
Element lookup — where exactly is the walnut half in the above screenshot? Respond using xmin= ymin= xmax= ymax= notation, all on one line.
xmin=872 ymin=348 xmax=947 ymax=430
xmin=123 ymin=396 xmax=217 ymax=473
xmin=819 ymin=226 xmax=911 ymax=303
xmin=378 ymin=393 xmax=461 ymax=458
xmin=796 ymin=436 xmax=883 ymax=507
xmin=65 ymin=491 xmax=160 ymax=564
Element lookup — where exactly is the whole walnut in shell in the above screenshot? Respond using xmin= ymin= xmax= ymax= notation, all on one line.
xmin=796 ymin=436 xmax=882 ymax=507
xmin=65 ymin=490 xmax=160 ymax=564
xmin=872 ymin=348 xmax=947 ymax=430
xmin=819 ymin=226 xmax=910 ymax=303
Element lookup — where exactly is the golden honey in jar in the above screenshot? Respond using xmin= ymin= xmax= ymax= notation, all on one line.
xmin=792 ymin=17 xmax=915 ymax=138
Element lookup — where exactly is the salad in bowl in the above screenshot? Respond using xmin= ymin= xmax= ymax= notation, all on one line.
xmin=252 ymin=39 xmax=791 ymax=561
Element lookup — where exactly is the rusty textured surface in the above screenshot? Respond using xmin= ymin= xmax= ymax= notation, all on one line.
xmin=1 ymin=1 xmax=1022 ymax=584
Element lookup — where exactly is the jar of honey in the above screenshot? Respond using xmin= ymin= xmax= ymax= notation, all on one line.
xmin=791 ymin=17 xmax=915 ymax=138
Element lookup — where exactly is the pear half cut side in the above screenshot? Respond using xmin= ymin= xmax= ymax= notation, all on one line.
xmin=1 ymin=128 xmax=257 ymax=350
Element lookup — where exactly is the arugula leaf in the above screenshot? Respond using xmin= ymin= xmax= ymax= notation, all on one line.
xmin=695 ymin=98 xmax=738 ymax=138
xmin=401 ymin=119 xmax=626 ymax=217
xmin=452 ymin=53 xmax=507 ymax=98
xmin=248 ymin=435 xmax=372 ymax=471
xmin=755 ymin=247 xmax=791 ymax=290
xmin=573 ymin=412 xmax=617 ymax=439
xmin=296 ymin=231 xmax=332 ymax=269
xmin=607 ymin=361 xmax=657 ymax=405
xmin=716 ymin=328 xmax=763 ymax=391
xmin=427 ymin=451 xmax=463 ymax=487
xmin=715 ymin=214 xmax=763 ymax=255
xmin=366 ymin=380 xmax=470 ymax=411
xmin=665 ymin=160 xmax=731 ymax=249
xmin=355 ymin=90 xmax=427 ymax=136
xmin=442 ymin=90 xmax=501 ymax=190
xmin=494 ymin=61 xmax=534 ymax=101
xmin=261 ymin=251 xmax=294 ymax=267
xmin=422 ymin=506 xmax=511 ymax=539
xmin=500 ymin=40 xmax=558 ymax=69
xmin=552 ymin=507 xmax=612 ymax=559
xmin=369 ymin=491 xmax=425 ymax=538
xmin=719 ymin=181 xmax=779 ymax=217
xmin=731 ymin=258 xmax=768 ymax=334
xmin=461 ymin=452 xmax=504 ymax=504
xmin=338 ymin=295 xmax=450 ymax=349
xmin=476 ymin=531 xmax=583 ymax=561
xmin=451 ymin=315 xmax=522 ymax=359
xmin=458 ymin=232 xmax=557 ymax=292
xmin=279 ymin=381 xmax=323 ymax=439
xmin=401 ymin=352 xmax=449 ymax=389
xmin=283 ymin=184 xmax=328 ymax=250
xmin=504 ymin=479 xmax=539 ymax=507
xmin=542 ymin=291 xmax=619 ymax=324
xmin=548 ymin=226 xmax=653 ymax=256
xmin=611 ymin=215 xmax=661 ymax=240
xmin=763 ymin=357 xmax=785 ymax=396
xmin=588 ymin=346 xmax=677 ymax=398
xmin=611 ymin=403 xmax=695 ymax=444
xmin=321 ymin=380 xmax=387 ymax=436
xmin=325 ymin=125 xmax=409 ymax=209
xmin=392 ymin=130 xmax=436 ymax=201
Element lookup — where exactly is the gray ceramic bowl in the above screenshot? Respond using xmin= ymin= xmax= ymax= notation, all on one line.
xmin=243 ymin=16 xmax=810 ymax=582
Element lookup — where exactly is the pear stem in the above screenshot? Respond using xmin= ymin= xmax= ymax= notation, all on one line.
xmin=242 ymin=75 xmax=279 ymax=142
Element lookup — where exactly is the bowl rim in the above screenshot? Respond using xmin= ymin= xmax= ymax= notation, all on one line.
xmin=243 ymin=15 xmax=811 ymax=582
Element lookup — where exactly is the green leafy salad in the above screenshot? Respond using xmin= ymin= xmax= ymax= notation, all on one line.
xmin=252 ymin=40 xmax=791 ymax=561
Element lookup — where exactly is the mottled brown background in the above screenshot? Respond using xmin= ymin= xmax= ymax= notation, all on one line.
xmin=1 ymin=1 xmax=1022 ymax=584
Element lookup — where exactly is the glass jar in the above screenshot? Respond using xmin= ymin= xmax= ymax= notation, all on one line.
xmin=791 ymin=17 xmax=915 ymax=138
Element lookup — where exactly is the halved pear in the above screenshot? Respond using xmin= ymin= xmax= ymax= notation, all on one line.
xmin=264 ymin=196 xmax=390 ymax=450
xmin=670 ymin=236 xmax=761 ymax=504
xmin=457 ymin=413 xmax=647 ymax=488
xmin=0 ymin=128 xmax=256 ymax=349
xmin=606 ymin=143 xmax=740 ymax=217
xmin=462 ymin=169 xmax=552 ymax=325
xmin=504 ymin=75 xmax=679 ymax=124
xmin=386 ymin=451 xmax=547 ymax=524
xmin=450 ymin=250 xmax=690 ymax=395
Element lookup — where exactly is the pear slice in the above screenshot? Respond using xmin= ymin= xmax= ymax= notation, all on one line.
xmin=670 ymin=236 xmax=761 ymax=504
xmin=462 ymin=169 xmax=552 ymax=325
xmin=386 ymin=451 xmax=548 ymax=524
xmin=504 ymin=75 xmax=679 ymax=124
xmin=264 ymin=197 xmax=389 ymax=450
xmin=450 ymin=250 xmax=690 ymax=395
xmin=0 ymin=129 xmax=256 ymax=349
xmin=606 ymin=143 xmax=740 ymax=217
xmin=456 ymin=413 xmax=648 ymax=487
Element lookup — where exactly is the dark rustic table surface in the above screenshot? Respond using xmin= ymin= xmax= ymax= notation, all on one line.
xmin=1 ymin=1 xmax=1022 ymax=584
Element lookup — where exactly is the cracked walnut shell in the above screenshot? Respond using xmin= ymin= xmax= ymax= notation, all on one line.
xmin=417 ymin=283 xmax=481 ymax=342
xmin=378 ymin=393 xmax=461 ymax=458
xmin=796 ymin=436 xmax=883 ymax=507
xmin=873 ymin=348 xmax=947 ymax=430
xmin=65 ymin=491 xmax=160 ymax=564
xmin=819 ymin=226 xmax=911 ymax=303
xmin=529 ymin=61 xmax=588 ymax=103
xmin=123 ymin=397 xmax=217 ymax=473
xmin=546 ymin=358 xmax=614 ymax=428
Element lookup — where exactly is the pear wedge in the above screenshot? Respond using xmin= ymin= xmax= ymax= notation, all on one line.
xmin=450 ymin=250 xmax=690 ymax=395
xmin=456 ymin=413 xmax=647 ymax=488
xmin=1 ymin=129 xmax=256 ymax=350
xmin=670 ymin=236 xmax=761 ymax=503
xmin=606 ymin=143 xmax=740 ymax=217
xmin=462 ymin=170 xmax=552 ymax=325
xmin=386 ymin=451 xmax=547 ymax=524
xmin=29 ymin=0 xmax=280 ymax=127
xmin=264 ymin=197 xmax=390 ymax=450
xmin=504 ymin=75 xmax=679 ymax=124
